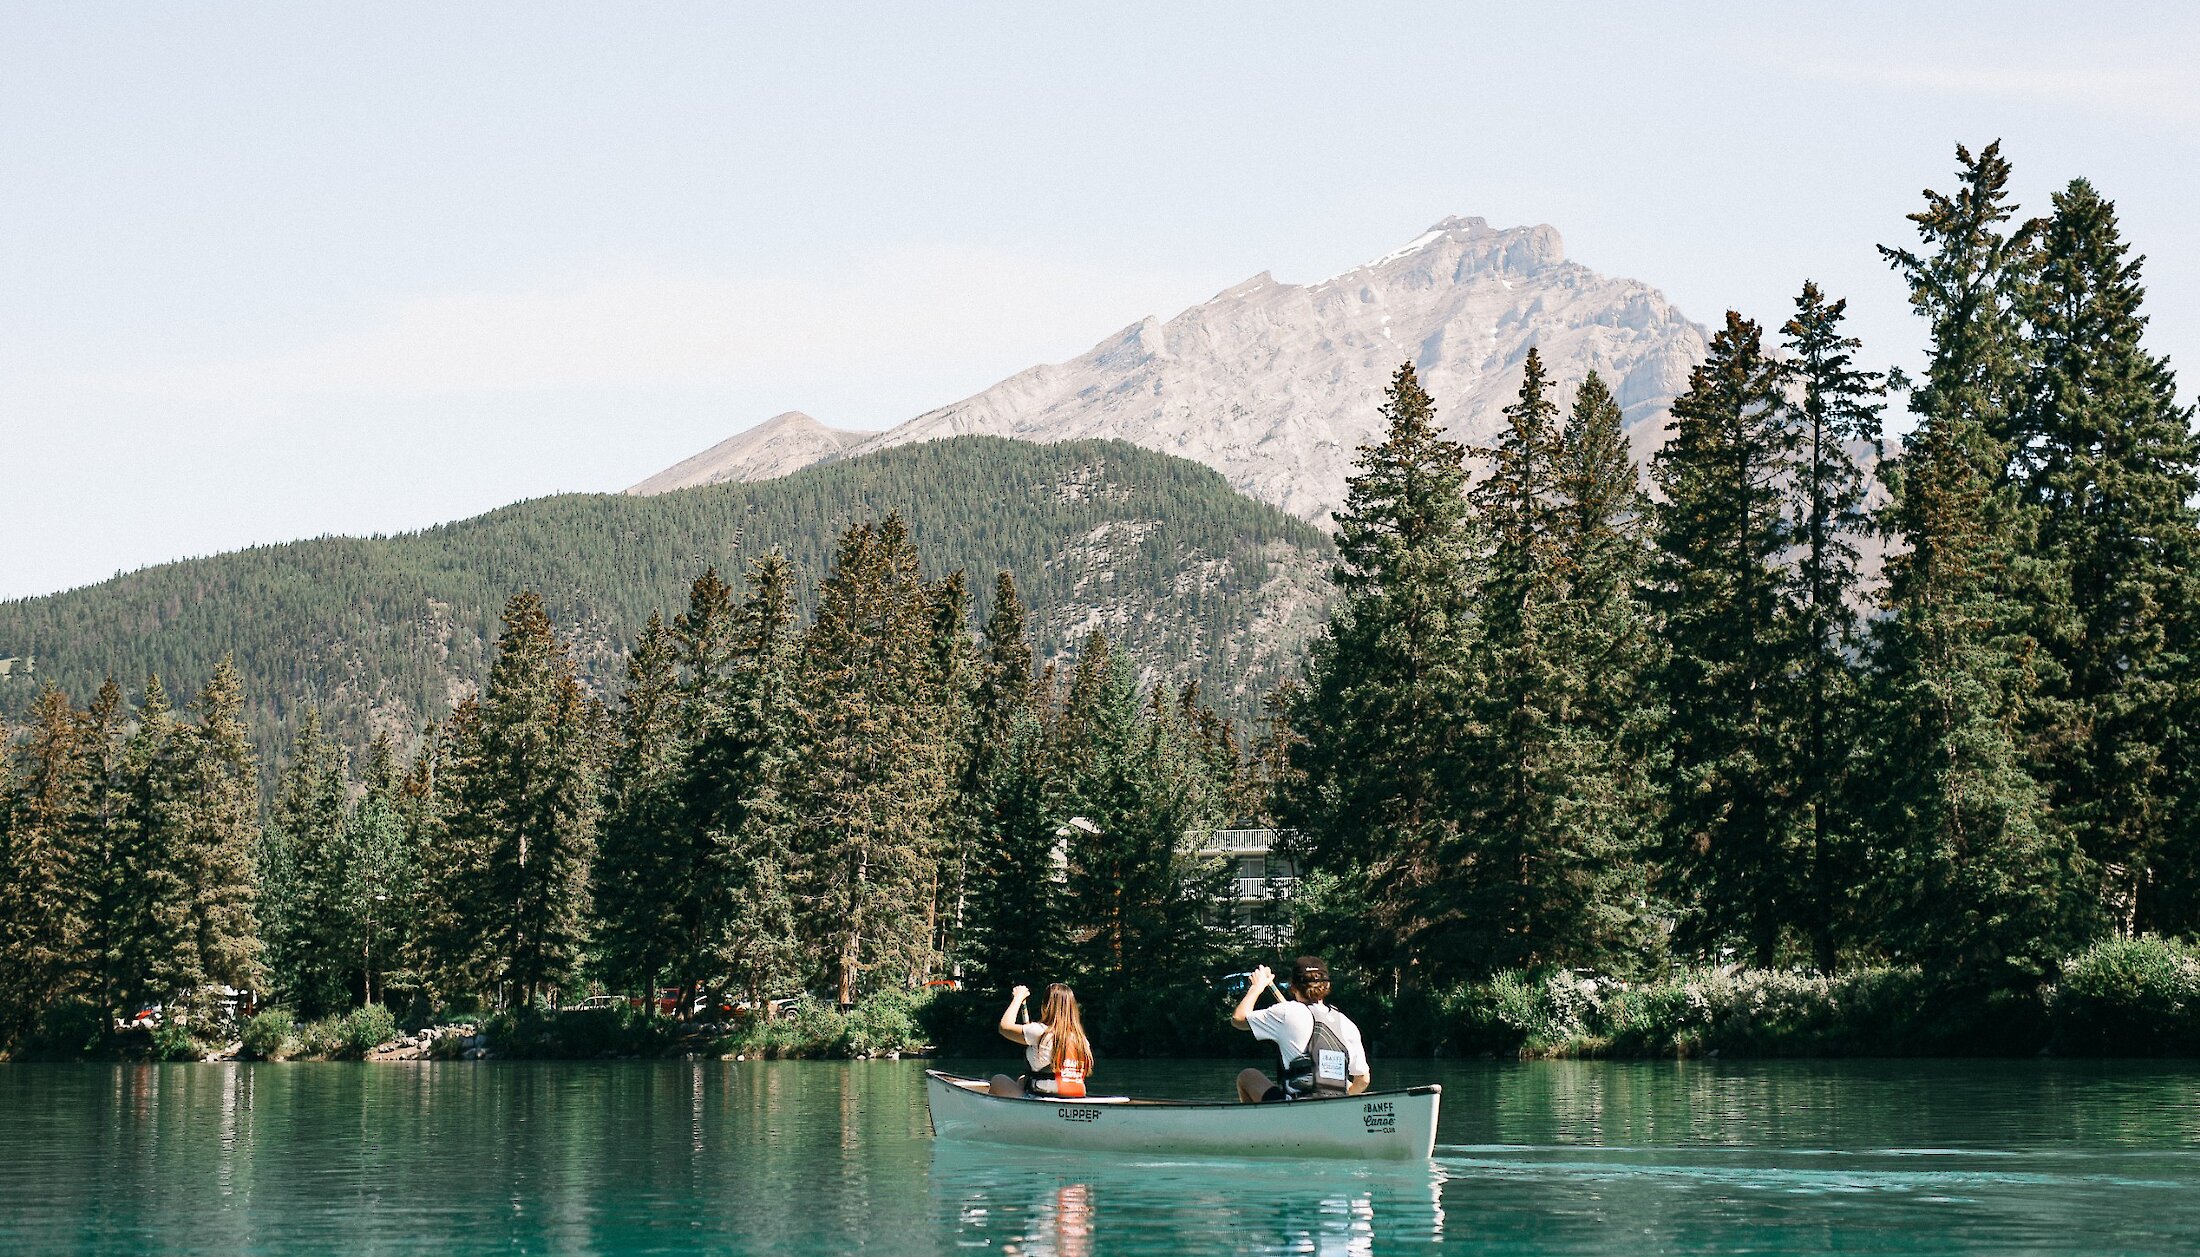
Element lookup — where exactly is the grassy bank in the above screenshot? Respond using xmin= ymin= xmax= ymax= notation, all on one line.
xmin=1336 ymin=936 xmax=2200 ymax=1060
xmin=17 ymin=937 xmax=2200 ymax=1062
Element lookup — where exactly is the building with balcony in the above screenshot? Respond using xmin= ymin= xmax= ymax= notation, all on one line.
xmin=1197 ymin=828 xmax=1299 ymax=946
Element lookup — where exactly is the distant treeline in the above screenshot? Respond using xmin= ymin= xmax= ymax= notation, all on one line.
xmin=0 ymin=436 xmax=1329 ymax=774
xmin=4 ymin=141 xmax=2199 ymax=1059
xmin=0 ymin=515 xmax=1270 ymax=1056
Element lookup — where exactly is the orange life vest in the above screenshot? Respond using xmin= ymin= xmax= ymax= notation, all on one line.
xmin=1053 ymin=1050 xmax=1088 ymax=1098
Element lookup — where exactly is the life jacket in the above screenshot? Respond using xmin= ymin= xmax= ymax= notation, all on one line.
xmin=1026 ymin=1030 xmax=1089 ymax=1099
xmin=1278 ymin=1004 xmax=1352 ymax=1099
xmin=1053 ymin=1051 xmax=1088 ymax=1099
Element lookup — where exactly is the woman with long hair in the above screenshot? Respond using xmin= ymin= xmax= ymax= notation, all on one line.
xmin=990 ymin=982 xmax=1093 ymax=1098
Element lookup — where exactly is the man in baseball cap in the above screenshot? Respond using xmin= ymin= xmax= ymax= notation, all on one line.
xmin=1230 ymin=954 xmax=1370 ymax=1102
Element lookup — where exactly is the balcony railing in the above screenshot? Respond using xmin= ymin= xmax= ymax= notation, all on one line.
xmin=1197 ymin=827 xmax=1295 ymax=854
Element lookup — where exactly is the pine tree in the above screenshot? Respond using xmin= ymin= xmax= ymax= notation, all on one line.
xmin=448 ymin=594 xmax=600 ymax=1006
xmin=261 ymin=709 xmax=353 ymax=1015
xmin=962 ymin=574 xmax=1062 ymax=991
xmin=591 ymin=612 xmax=686 ymax=1001
xmin=345 ymin=731 xmax=414 ymax=1006
xmin=964 ymin=710 xmax=1066 ymax=989
xmin=925 ymin=568 xmax=979 ymax=964
xmin=0 ymin=685 xmax=92 ymax=1046
xmin=1547 ymin=369 xmax=1660 ymax=967
xmin=797 ymin=516 xmax=954 ymax=1006
xmin=1649 ymin=312 xmax=1801 ymax=965
xmin=1780 ymin=283 xmax=1886 ymax=969
xmin=2017 ymin=178 xmax=2200 ymax=933
xmin=708 ymin=553 xmax=807 ymax=1011
xmin=78 ymin=680 xmax=135 ymax=1035
xmin=1868 ymin=141 xmax=2093 ymax=983
xmin=1455 ymin=349 xmax=1578 ymax=971
xmin=110 ymin=676 xmax=179 ymax=1025
xmin=1057 ymin=639 xmax=1230 ymax=1020
xmin=158 ymin=659 xmax=265 ymax=1016
xmin=1279 ymin=362 xmax=1476 ymax=976
xmin=417 ymin=699 xmax=494 ymax=1000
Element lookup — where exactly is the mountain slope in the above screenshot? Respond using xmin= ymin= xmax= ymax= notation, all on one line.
xmin=626 ymin=410 xmax=871 ymax=493
xmin=0 ymin=438 xmax=1331 ymax=761
xmin=636 ymin=216 xmax=1707 ymax=522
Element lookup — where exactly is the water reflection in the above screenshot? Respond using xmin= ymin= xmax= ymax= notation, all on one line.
xmin=930 ymin=1138 xmax=1448 ymax=1255
xmin=4 ymin=1059 xmax=2200 ymax=1254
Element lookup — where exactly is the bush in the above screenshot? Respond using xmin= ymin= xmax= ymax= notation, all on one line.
xmin=149 ymin=1020 xmax=200 ymax=1062
xmin=242 ymin=1009 xmax=296 ymax=1060
xmin=11 ymin=999 xmax=107 ymax=1061
xmin=339 ymin=1004 xmax=399 ymax=1057
xmin=2048 ymin=936 xmax=2200 ymax=1055
xmin=296 ymin=1015 xmax=345 ymax=1059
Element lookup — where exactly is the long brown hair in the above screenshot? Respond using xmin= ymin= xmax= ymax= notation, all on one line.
xmin=1039 ymin=982 xmax=1092 ymax=1072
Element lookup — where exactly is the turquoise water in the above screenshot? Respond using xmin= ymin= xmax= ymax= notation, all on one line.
xmin=4 ymin=1058 xmax=2199 ymax=1254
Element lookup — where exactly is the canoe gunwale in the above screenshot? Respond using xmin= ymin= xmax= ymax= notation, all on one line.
xmin=924 ymin=1068 xmax=1441 ymax=1107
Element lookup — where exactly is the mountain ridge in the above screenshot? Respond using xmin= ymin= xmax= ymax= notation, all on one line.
xmin=634 ymin=216 xmax=1709 ymax=521
xmin=1 ymin=437 xmax=1332 ymax=766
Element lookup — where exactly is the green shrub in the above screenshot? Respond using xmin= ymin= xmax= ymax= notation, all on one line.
xmin=242 ymin=1009 xmax=296 ymax=1060
xmin=149 ymin=1020 xmax=200 ymax=1062
xmin=296 ymin=1015 xmax=345 ymax=1059
xmin=2048 ymin=936 xmax=2200 ymax=1055
xmin=339 ymin=1004 xmax=398 ymax=1057
xmin=12 ymin=999 xmax=106 ymax=1061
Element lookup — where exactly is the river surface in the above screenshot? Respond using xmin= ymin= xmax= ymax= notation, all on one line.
xmin=3 ymin=1057 xmax=2199 ymax=1254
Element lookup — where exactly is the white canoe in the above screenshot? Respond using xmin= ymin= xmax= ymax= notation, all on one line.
xmin=924 ymin=1070 xmax=1441 ymax=1162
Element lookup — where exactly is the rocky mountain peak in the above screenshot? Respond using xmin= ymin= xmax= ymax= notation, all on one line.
xmin=633 ymin=217 xmax=1707 ymax=523
xmin=627 ymin=410 xmax=869 ymax=495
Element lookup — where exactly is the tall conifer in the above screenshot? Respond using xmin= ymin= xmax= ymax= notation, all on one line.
xmin=1649 ymin=313 xmax=1801 ymax=965
xmin=2017 ymin=178 xmax=2200 ymax=932
xmin=1280 ymin=362 xmax=1476 ymax=976
xmin=1869 ymin=142 xmax=2093 ymax=983
xmin=798 ymin=516 xmax=954 ymax=1005
xmin=1781 ymin=283 xmax=1885 ymax=968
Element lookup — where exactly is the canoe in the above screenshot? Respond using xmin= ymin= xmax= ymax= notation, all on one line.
xmin=924 ymin=1070 xmax=1441 ymax=1161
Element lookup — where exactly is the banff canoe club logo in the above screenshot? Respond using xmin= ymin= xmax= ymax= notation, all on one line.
xmin=1361 ymin=1101 xmax=1396 ymax=1133
xmin=1056 ymin=1107 xmax=1101 ymax=1123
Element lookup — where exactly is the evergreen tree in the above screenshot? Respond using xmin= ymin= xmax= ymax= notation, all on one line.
xmin=925 ymin=569 xmax=979 ymax=964
xmin=1649 ymin=312 xmax=1801 ymax=965
xmin=963 ymin=710 xmax=1066 ymax=989
xmin=1280 ymin=363 xmax=1477 ymax=977
xmin=1868 ymin=141 xmax=2093 ymax=984
xmin=2017 ymin=178 xmax=2200 ymax=933
xmin=708 ymin=553 xmax=807 ymax=1011
xmin=109 ymin=676 xmax=178 ymax=1025
xmin=1780 ymin=283 xmax=1886 ymax=968
xmin=0 ymin=685 xmax=92 ymax=1046
xmin=447 ymin=594 xmax=600 ymax=1006
xmin=261 ymin=709 xmax=353 ymax=1016
xmin=345 ymin=731 xmax=414 ymax=1006
xmin=1547 ymin=370 xmax=1660 ymax=967
xmin=1455 ymin=349 xmax=1579 ymax=971
xmin=961 ymin=574 xmax=1061 ymax=991
xmin=591 ymin=612 xmax=686 ymax=1001
xmin=416 ymin=699 xmax=494 ymax=1001
xmin=1058 ymin=639 xmax=1230 ymax=1024
xmin=797 ymin=516 xmax=954 ymax=1006
xmin=152 ymin=659 xmax=265 ymax=1017
xmin=77 ymin=680 xmax=136 ymax=1036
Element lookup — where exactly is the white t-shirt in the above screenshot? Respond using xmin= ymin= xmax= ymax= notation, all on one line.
xmin=1019 ymin=1021 xmax=1054 ymax=1072
xmin=1245 ymin=1000 xmax=1369 ymax=1081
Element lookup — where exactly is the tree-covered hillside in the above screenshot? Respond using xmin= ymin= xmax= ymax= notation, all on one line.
xmin=0 ymin=437 xmax=1331 ymax=762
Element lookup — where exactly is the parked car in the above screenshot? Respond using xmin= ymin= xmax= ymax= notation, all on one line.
xmin=565 ymin=995 xmax=623 ymax=1013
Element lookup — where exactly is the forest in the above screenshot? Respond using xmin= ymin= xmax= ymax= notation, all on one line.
xmin=4 ymin=142 xmax=2200 ymax=1061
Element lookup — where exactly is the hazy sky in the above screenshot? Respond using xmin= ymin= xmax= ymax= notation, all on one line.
xmin=5 ymin=2 xmax=2196 ymax=600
